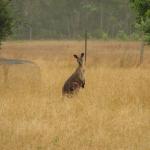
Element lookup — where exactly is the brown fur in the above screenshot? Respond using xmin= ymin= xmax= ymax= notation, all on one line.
xmin=62 ymin=53 xmax=85 ymax=97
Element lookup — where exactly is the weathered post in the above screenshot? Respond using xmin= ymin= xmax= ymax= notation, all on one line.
xmin=139 ymin=37 xmax=144 ymax=65
xmin=85 ymin=30 xmax=88 ymax=65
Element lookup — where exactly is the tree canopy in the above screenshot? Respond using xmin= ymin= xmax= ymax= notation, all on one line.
xmin=0 ymin=0 xmax=12 ymax=45
xmin=130 ymin=0 xmax=150 ymax=44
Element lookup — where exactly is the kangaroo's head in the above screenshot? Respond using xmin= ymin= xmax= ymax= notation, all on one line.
xmin=73 ymin=53 xmax=84 ymax=67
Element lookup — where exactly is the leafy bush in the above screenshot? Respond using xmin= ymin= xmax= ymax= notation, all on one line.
xmin=130 ymin=32 xmax=140 ymax=40
xmin=101 ymin=32 xmax=108 ymax=40
xmin=117 ymin=30 xmax=128 ymax=40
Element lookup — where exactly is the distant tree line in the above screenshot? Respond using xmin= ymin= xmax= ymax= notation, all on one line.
xmin=10 ymin=0 xmax=138 ymax=40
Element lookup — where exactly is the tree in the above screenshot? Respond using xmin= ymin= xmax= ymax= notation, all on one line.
xmin=11 ymin=0 xmax=135 ymax=40
xmin=130 ymin=0 xmax=150 ymax=65
xmin=0 ymin=0 xmax=12 ymax=47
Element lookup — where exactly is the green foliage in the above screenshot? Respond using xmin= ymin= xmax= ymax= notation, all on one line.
xmin=130 ymin=32 xmax=140 ymax=40
xmin=130 ymin=0 xmax=150 ymax=44
xmin=143 ymin=17 xmax=150 ymax=44
xmin=130 ymin=0 xmax=150 ymax=20
xmin=101 ymin=32 xmax=109 ymax=40
xmin=91 ymin=30 xmax=108 ymax=40
xmin=0 ymin=0 xmax=13 ymax=44
xmin=11 ymin=0 xmax=135 ymax=40
xmin=117 ymin=30 xmax=128 ymax=40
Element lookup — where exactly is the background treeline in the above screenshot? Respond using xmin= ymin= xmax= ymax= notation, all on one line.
xmin=11 ymin=0 xmax=137 ymax=40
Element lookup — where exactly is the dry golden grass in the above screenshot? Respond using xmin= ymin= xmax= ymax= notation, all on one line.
xmin=0 ymin=40 xmax=150 ymax=150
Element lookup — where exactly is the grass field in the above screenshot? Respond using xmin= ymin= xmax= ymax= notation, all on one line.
xmin=0 ymin=41 xmax=150 ymax=150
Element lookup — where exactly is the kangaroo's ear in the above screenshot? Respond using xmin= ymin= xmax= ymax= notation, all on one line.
xmin=81 ymin=53 xmax=84 ymax=58
xmin=73 ymin=55 xmax=78 ymax=59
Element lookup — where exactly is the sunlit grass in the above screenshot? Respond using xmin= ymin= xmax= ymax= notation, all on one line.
xmin=0 ymin=41 xmax=150 ymax=150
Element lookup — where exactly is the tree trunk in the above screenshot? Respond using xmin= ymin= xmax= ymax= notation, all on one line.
xmin=29 ymin=26 xmax=32 ymax=40
xmin=0 ymin=42 xmax=1 ymax=57
xmin=100 ymin=2 xmax=103 ymax=32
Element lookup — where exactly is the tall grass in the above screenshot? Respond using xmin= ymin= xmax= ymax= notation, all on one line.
xmin=0 ymin=41 xmax=150 ymax=150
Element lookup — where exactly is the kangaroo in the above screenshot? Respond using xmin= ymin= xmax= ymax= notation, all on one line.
xmin=62 ymin=53 xmax=85 ymax=97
